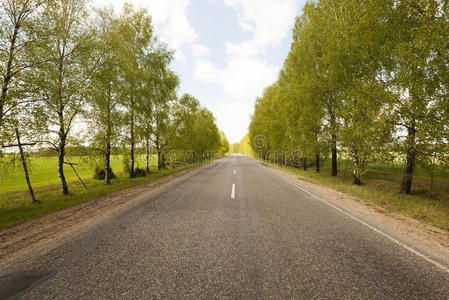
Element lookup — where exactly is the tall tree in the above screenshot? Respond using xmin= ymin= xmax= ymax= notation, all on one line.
xmin=219 ymin=131 xmax=230 ymax=155
xmin=138 ymin=49 xmax=178 ymax=171
xmin=86 ymin=7 xmax=122 ymax=184
xmin=32 ymin=0 xmax=94 ymax=195
xmin=290 ymin=3 xmax=342 ymax=176
xmin=315 ymin=0 xmax=393 ymax=184
xmin=174 ymin=94 xmax=223 ymax=162
xmin=384 ymin=0 xmax=449 ymax=193
xmin=116 ymin=3 xmax=153 ymax=178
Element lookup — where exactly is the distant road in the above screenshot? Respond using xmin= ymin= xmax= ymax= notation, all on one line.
xmin=1 ymin=154 xmax=448 ymax=299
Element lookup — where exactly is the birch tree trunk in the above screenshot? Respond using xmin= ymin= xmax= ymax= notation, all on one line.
xmin=329 ymin=104 xmax=338 ymax=177
xmin=400 ymin=121 xmax=416 ymax=194
xmin=105 ymin=142 xmax=111 ymax=185
xmin=331 ymin=134 xmax=338 ymax=177
xmin=146 ymin=139 xmax=150 ymax=174
xmin=352 ymin=145 xmax=362 ymax=185
xmin=129 ymin=95 xmax=135 ymax=178
xmin=157 ymin=145 xmax=162 ymax=171
xmin=58 ymin=133 xmax=69 ymax=195
xmin=15 ymin=128 xmax=39 ymax=204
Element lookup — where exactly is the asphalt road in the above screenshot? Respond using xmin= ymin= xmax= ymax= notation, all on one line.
xmin=1 ymin=154 xmax=448 ymax=299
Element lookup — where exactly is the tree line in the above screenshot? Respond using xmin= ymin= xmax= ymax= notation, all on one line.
xmin=0 ymin=0 xmax=228 ymax=203
xmin=248 ymin=0 xmax=449 ymax=194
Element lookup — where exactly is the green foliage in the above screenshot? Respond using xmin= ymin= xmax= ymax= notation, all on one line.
xmin=230 ymin=143 xmax=240 ymax=153
xmin=239 ymin=133 xmax=253 ymax=157
xmin=0 ymin=155 xmax=153 ymax=194
xmin=248 ymin=0 xmax=449 ymax=192
xmin=219 ymin=131 xmax=230 ymax=154
xmin=93 ymin=167 xmax=116 ymax=180
xmin=0 ymin=1 xmax=226 ymax=205
xmin=169 ymin=94 xmax=226 ymax=160
xmin=0 ymin=0 xmax=44 ymax=131
xmin=122 ymin=154 xmax=130 ymax=173
xmin=134 ymin=167 xmax=147 ymax=177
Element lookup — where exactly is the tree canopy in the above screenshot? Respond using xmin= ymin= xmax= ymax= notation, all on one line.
xmin=0 ymin=0 xmax=228 ymax=201
xmin=248 ymin=0 xmax=449 ymax=193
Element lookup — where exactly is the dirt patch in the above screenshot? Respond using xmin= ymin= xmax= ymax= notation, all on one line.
xmin=271 ymin=167 xmax=449 ymax=259
xmin=0 ymin=165 xmax=206 ymax=269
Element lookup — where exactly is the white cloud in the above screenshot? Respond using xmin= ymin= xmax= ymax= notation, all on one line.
xmin=194 ymin=59 xmax=221 ymax=83
xmin=93 ymin=0 xmax=198 ymax=60
xmin=223 ymin=0 xmax=299 ymax=53
xmin=194 ymin=0 xmax=299 ymax=101
xmin=225 ymin=41 xmax=258 ymax=57
xmin=194 ymin=57 xmax=277 ymax=100
xmin=192 ymin=44 xmax=211 ymax=57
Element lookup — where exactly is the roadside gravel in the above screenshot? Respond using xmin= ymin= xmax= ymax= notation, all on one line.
xmin=0 ymin=165 xmax=206 ymax=269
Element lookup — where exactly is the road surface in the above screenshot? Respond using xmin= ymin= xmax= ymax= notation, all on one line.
xmin=1 ymin=155 xmax=448 ymax=299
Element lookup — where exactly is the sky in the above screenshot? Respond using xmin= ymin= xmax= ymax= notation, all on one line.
xmin=93 ymin=0 xmax=306 ymax=143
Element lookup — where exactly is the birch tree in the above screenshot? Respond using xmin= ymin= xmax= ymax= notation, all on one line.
xmin=0 ymin=0 xmax=44 ymax=131
xmin=86 ymin=7 xmax=122 ymax=184
xmin=116 ymin=3 xmax=153 ymax=178
xmin=384 ymin=0 xmax=449 ymax=193
xmin=138 ymin=48 xmax=178 ymax=171
xmin=32 ymin=0 xmax=94 ymax=195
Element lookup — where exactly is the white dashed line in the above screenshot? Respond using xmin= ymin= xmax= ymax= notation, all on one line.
xmin=231 ymin=184 xmax=235 ymax=199
xmin=234 ymin=169 xmax=236 ymax=175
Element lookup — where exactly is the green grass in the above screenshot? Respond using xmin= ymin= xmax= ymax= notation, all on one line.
xmin=0 ymin=154 xmax=194 ymax=228
xmin=266 ymin=160 xmax=449 ymax=232
xmin=0 ymin=155 xmax=155 ymax=193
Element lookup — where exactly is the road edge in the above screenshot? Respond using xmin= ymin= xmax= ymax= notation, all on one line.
xmin=0 ymin=162 xmax=214 ymax=270
xmin=254 ymin=158 xmax=449 ymax=274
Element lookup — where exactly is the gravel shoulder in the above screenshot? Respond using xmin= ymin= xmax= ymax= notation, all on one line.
xmin=0 ymin=165 xmax=207 ymax=270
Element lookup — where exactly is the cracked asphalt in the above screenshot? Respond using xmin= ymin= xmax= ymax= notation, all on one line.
xmin=1 ymin=154 xmax=448 ymax=299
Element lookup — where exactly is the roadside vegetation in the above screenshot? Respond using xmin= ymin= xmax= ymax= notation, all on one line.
xmin=245 ymin=0 xmax=449 ymax=231
xmin=0 ymin=162 xmax=194 ymax=228
xmin=0 ymin=154 xmax=155 ymax=193
xmin=0 ymin=0 xmax=229 ymax=224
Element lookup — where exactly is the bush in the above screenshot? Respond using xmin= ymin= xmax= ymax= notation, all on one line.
xmin=122 ymin=155 xmax=130 ymax=173
xmin=93 ymin=167 xmax=116 ymax=180
xmin=134 ymin=167 xmax=147 ymax=177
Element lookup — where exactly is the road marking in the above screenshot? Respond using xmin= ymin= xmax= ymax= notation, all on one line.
xmin=272 ymin=171 xmax=449 ymax=274
xmin=231 ymin=184 xmax=235 ymax=199
xmin=234 ymin=169 xmax=236 ymax=175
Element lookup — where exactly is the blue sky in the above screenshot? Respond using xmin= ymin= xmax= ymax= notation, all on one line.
xmin=94 ymin=0 xmax=306 ymax=143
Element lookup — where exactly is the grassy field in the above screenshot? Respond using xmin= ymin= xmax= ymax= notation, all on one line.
xmin=0 ymin=155 xmax=156 ymax=193
xmin=0 ymin=155 xmax=193 ymax=228
xmin=266 ymin=159 xmax=449 ymax=232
